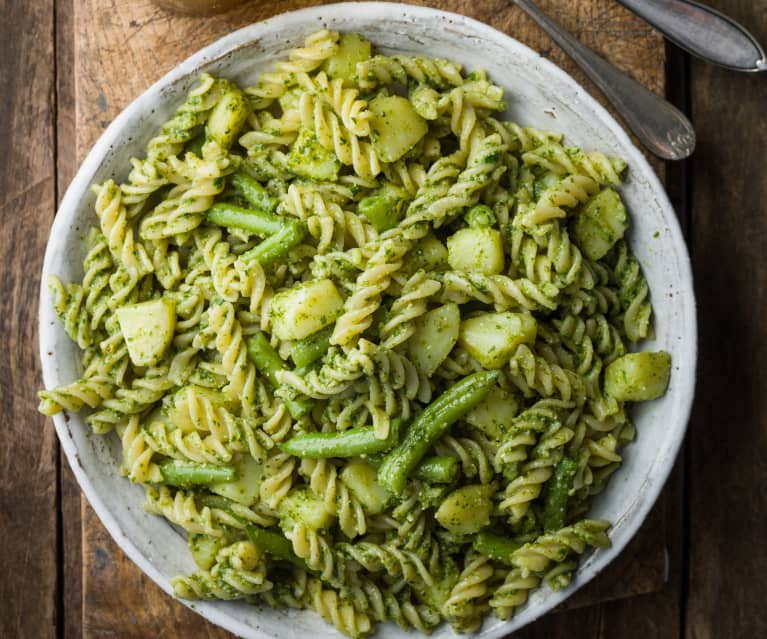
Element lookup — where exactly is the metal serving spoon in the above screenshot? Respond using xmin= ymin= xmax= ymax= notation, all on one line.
xmin=513 ymin=0 xmax=696 ymax=160
xmin=616 ymin=0 xmax=767 ymax=72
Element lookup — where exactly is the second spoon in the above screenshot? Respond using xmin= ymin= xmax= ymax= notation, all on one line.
xmin=513 ymin=0 xmax=696 ymax=160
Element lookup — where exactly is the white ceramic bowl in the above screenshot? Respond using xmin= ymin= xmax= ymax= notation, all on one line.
xmin=39 ymin=3 xmax=696 ymax=637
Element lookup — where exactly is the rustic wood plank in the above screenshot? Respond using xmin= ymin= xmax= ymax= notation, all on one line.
xmin=685 ymin=2 xmax=767 ymax=638
xmin=56 ymin=0 xmax=84 ymax=636
xmin=0 ymin=0 xmax=59 ymax=636
xmin=71 ymin=1 xmax=671 ymax=637
xmin=83 ymin=504 xmax=233 ymax=639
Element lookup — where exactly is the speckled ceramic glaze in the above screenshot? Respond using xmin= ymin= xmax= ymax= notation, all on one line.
xmin=39 ymin=4 xmax=696 ymax=637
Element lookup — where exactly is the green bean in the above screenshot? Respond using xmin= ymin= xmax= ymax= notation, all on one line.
xmin=472 ymin=531 xmax=524 ymax=565
xmin=377 ymin=371 xmax=499 ymax=493
xmin=240 ymin=221 xmax=306 ymax=266
xmin=246 ymin=332 xmax=311 ymax=419
xmin=542 ymin=456 xmax=578 ymax=531
xmin=160 ymin=460 xmax=236 ymax=487
xmin=290 ymin=326 xmax=333 ymax=369
xmin=231 ymin=171 xmax=277 ymax=212
xmin=464 ymin=204 xmax=496 ymax=228
xmin=246 ymin=526 xmax=306 ymax=568
xmin=280 ymin=419 xmax=400 ymax=459
xmin=366 ymin=452 xmax=453 ymax=481
xmin=358 ymin=194 xmax=404 ymax=232
xmin=413 ymin=456 xmax=460 ymax=484
xmin=196 ymin=493 xmax=240 ymax=513
xmin=364 ymin=452 xmax=385 ymax=468
xmin=207 ymin=202 xmax=285 ymax=235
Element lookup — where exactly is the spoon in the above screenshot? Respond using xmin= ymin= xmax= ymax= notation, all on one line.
xmin=513 ymin=0 xmax=696 ymax=160
xmin=616 ymin=0 xmax=767 ymax=72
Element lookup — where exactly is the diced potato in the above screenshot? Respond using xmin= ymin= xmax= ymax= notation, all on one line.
xmin=447 ymin=227 xmax=504 ymax=275
xmin=435 ymin=484 xmax=494 ymax=535
xmin=189 ymin=534 xmax=224 ymax=571
xmin=269 ymin=279 xmax=344 ymax=341
xmin=340 ymin=460 xmax=391 ymax=514
xmin=209 ymin=455 xmax=263 ymax=506
xmin=358 ymin=190 xmax=406 ymax=232
xmin=324 ymin=33 xmax=372 ymax=85
xmin=459 ymin=312 xmax=537 ymax=369
xmin=286 ymin=127 xmax=341 ymax=181
xmin=206 ymin=83 xmax=250 ymax=149
xmin=571 ymin=188 xmax=628 ymax=261
xmin=279 ymin=487 xmax=335 ymax=531
xmin=408 ymin=303 xmax=461 ymax=376
xmin=465 ymin=386 xmax=519 ymax=440
xmin=406 ymin=234 xmax=448 ymax=274
xmin=604 ymin=351 xmax=671 ymax=401
xmin=116 ymin=297 xmax=176 ymax=367
xmin=369 ymin=95 xmax=428 ymax=163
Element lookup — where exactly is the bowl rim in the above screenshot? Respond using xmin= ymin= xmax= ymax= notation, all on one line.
xmin=39 ymin=2 xmax=697 ymax=637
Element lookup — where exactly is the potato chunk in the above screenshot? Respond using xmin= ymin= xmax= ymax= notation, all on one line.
xmin=324 ymin=33 xmax=372 ymax=85
xmin=459 ymin=312 xmax=537 ymax=369
xmin=269 ymin=279 xmax=344 ymax=341
xmin=341 ymin=460 xmax=391 ymax=514
xmin=369 ymin=95 xmax=428 ymax=162
xmin=205 ymin=83 xmax=250 ymax=149
xmin=447 ymin=227 xmax=504 ymax=275
xmin=209 ymin=455 xmax=263 ymax=506
xmin=279 ymin=487 xmax=335 ymax=531
xmin=571 ymin=188 xmax=627 ymax=261
xmin=435 ymin=484 xmax=494 ymax=535
xmin=408 ymin=303 xmax=461 ymax=376
xmin=465 ymin=386 xmax=519 ymax=440
xmin=116 ymin=298 xmax=176 ymax=367
xmin=604 ymin=351 xmax=671 ymax=401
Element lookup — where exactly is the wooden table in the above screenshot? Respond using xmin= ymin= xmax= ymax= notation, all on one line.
xmin=1 ymin=0 xmax=765 ymax=637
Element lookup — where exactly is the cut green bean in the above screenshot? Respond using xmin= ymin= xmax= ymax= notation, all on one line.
xmin=231 ymin=171 xmax=277 ymax=212
xmin=240 ymin=221 xmax=306 ymax=266
xmin=246 ymin=332 xmax=311 ymax=419
xmin=160 ymin=461 xmax=236 ymax=487
xmin=366 ymin=452 xmax=453 ymax=481
xmin=464 ymin=204 xmax=496 ymax=228
xmin=280 ymin=419 xmax=401 ymax=459
xmin=246 ymin=332 xmax=285 ymax=388
xmin=377 ymin=370 xmax=499 ymax=493
xmin=358 ymin=194 xmax=404 ymax=231
xmin=207 ymin=202 xmax=285 ymax=235
xmin=195 ymin=494 xmax=234 ymax=513
xmin=365 ymin=452 xmax=385 ymax=468
xmin=290 ymin=326 xmax=333 ymax=369
xmin=246 ymin=525 xmax=306 ymax=568
xmin=413 ymin=456 xmax=460 ymax=484
xmin=542 ymin=456 xmax=578 ymax=532
xmin=472 ymin=531 xmax=524 ymax=565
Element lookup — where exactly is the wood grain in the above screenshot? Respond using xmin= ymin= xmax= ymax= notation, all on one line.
xmin=68 ymin=1 xmax=671 ymax=637
xmin=56 ymin=0 xmax=84 ymax=636
xmin=685 ymin=1 xmax=767 ymax=638
xmin=0 ymin=0 xmax=59 ymax=637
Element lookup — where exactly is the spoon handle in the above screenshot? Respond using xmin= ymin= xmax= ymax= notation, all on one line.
xmin=616 ymin=0 xmax=767 ymax=72
xmin=513 ymin=0 xmax=696 ymax=160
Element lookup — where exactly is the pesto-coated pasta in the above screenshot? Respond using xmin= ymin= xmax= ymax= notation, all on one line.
xmin=39 ymin=29 xmax=672 ymax=637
